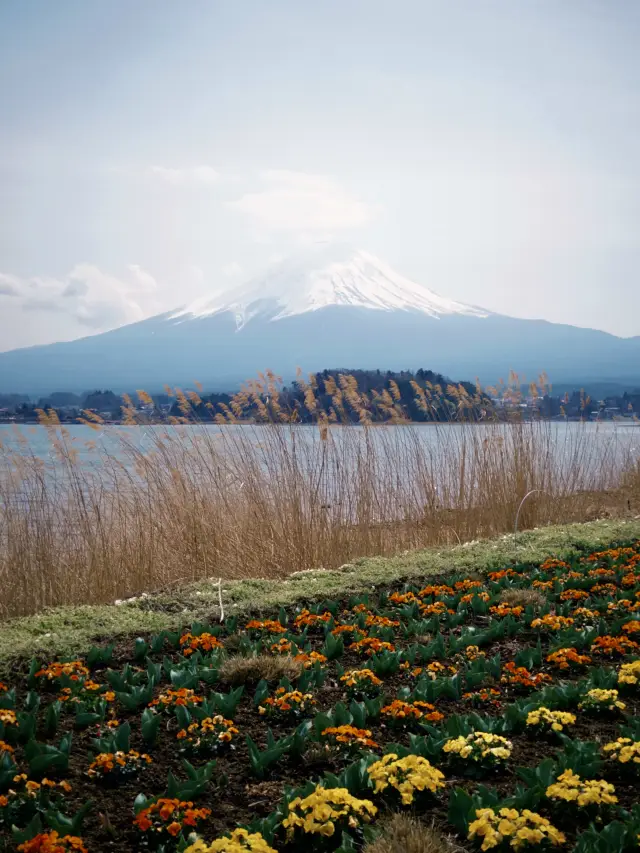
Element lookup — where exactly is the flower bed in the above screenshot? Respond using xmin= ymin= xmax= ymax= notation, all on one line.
xmin=2 ymin=541 xmax=640 ymax=851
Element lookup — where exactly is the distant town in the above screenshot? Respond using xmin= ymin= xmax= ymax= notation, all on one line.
xmin=1 ymin=369 xmax=639 ymax=425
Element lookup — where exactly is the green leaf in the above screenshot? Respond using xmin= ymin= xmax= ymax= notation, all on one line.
xmin=44 ymin=701 xmax=62 ymax=737
xmin=114 ymin=722 xmax=131 ymax=752
xmin=134 ymin=637 xmax=149 ymax=661
xmin=141 ymin=708 xmax=162 ymax=745
xmin=448 ymin=787 xmax=474 ymax=835
xmin=133 ymin=793 xmax=149 ymax=814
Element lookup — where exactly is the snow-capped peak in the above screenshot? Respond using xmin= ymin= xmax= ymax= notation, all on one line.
xmin=173 ymin=243 xmax=488 ymax=328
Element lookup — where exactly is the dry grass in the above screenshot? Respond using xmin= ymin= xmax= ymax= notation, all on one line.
xmin=364 ymin=814 xmax=462 ymax=853
xmin=1 ymin=385 xmax=639 ymax=618
xmin=219 ymin=654 xmax=304 ymax=685
xmin=500 ymin=588 xmax=547 ymax=608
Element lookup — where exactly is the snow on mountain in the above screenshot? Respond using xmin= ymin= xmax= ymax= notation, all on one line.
xmin=172 ymin=243 xmax=488 ymax=329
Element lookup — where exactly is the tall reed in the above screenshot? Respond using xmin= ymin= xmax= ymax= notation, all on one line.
xmin=0 ymin=375 xmax=638 ymax=618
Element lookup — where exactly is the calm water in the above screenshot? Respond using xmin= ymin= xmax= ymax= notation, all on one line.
xmin=1 ymin=420 xmax=638 ymax=471
xmin=1 ymin=422 xmax=639 ymax=525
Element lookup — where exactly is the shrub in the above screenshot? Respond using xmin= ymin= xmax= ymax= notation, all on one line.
xmin=363 ymin=814 xmax=459 ymax=853
xmin=219 ymin=655 xmax=303 ymax=685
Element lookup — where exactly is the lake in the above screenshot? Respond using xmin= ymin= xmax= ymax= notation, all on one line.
xmin=1 ymin=421 xmax=638 ymax=485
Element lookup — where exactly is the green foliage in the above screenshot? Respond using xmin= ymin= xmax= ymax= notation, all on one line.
xmin=246 ymin=730 xmax=291 ymax=779
xmin=554 ymin=735 xmax=603 ymax=777
xmin=141 ymin=707 xmax=162 ymax=745
xmin=87 ymin=643 xmax=114 ymax=668
xmin=25 ymin=733 xmax=72 ymax=777
xmin=573 ymin=820 xmax=640 ymax=853
xmin=165 ymin=758 xmax=217 ymax=799
xmin=322 ymin=632 xmax=344 ymax=661
xmin=208 ymin=686 xmax=244 ymax=718
xmin=367 ymin=650 xmax=401 ymax=677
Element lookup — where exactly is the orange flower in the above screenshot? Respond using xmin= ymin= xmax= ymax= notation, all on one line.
xmin=454 ymin=579 xmax=484 ymax=592
xmin=420 ymin=601 xmax=455 ymax=616
xmin=293 ymin=609 xmax=332 ymax=629
xmin=501 ymin=661 xmax=552 ymax=690
xmin=321 ymin=725 xmax=379 ymax=750
xmin=541 ymin=558 xmax=569 ymax=571
xmin=245 ymin=619 xmax=287 ymax=634
xmin=365 ymin=614 xmax=400 ymax=628
xmin=134 ymin=798 xmax=210 ymax=836
xmin=134 ymin=814 xmax=152 ymax=831
xmin=488 ymin=569 xmax=522 ymax=581
xmin=35 ymin=661 xmax=89 ymax=681
xmin=461 ymin=591 xmax=491 ymax=604
xmin=381 ymin=699 xmax=444 ymax=724
xmin=591 ymin=635 xmax=640 ymax=657
xmin=17 ymin=832 xmax=88 ymax=853
xmin=559 ymin=589 xmax=590 ymax=601
xmin=591 ymin=583 xmax=619 ymax=596
xmin=531 ymin=614 xmax=574 ymax=631
xmin=294 ymin=651 xmax=328 ymax=668
xmin=418 ymin=584 xmax=454 ymax=598
xmin=150 ymin=688 xmax=204 ymax=709
xmin=389 ymin=591 xmax=420 ymax=605
xmin=179 ymin=632 xmax=224 ymax=656
xmin=546 ymin=648 xmax=592 ymax=670
xmin=489 ymin=603 xmax=524 ymax=617
xmin=349 ymin=637 xmax=396 ymax=656
xmin=159 ymin=801 xmax=176 ymax=820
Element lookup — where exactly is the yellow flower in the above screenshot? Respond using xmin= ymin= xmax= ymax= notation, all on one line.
xmin=468 ymin=807 xmax=565 ymax=851
xmin=443 ymin=732 xmax=512 ymax=765
xmin=185 ymin=829 xmax=277 ymax=852
xmin=282 ymin=786 xmax=376 ymax=840
xmin=618 ymin=660 xmax=640 ymax=686
xmin=525 ymin=707 xmax=576 ymax=733
xmin=603 ymin=738 xmax=640 ymax=765
xmin=546 ymin=769 xmax=617 ymax=807
xmin=367 ymin=754 xmax=445 ymax=804
xmin=578 ymin=688 xmax=626 ymax=713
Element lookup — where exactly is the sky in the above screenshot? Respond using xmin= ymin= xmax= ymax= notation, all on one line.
xmin=1 ymin=0 xmax=639 ymax=351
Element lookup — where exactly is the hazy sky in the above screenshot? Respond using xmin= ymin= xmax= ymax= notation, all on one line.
xmin=1 ymin=0 xmax=639 ymax=351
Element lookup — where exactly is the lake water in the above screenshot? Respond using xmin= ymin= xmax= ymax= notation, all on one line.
xmin=1 ymin=420 xmax=639 ymax=477
xmin=1 ymin=421 xmax=639 ymax=533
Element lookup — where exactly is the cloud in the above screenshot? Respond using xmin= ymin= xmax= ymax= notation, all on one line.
xmin=0 ymin=274 xmax=20 ymax=296
xmin=0 ymin=264 xmax=161 ymax=332
xmin=229 ymin=170 xmax=379 ymax=231
xmin=221 ymin=261 xmax=242 ymax=277
xmin=149 ymin=165 xmax=220 ymax=185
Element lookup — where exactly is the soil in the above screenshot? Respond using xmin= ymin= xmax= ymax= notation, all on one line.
xmin=3 ymin=549 xmax=640 ymax=852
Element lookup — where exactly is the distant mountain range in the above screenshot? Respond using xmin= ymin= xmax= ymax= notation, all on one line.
xmin=1 ymin=244 xmax=639 ymax=394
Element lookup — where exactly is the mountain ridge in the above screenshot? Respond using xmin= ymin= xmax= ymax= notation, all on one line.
xmin=1 ymin=246 xmax=639 ymax=394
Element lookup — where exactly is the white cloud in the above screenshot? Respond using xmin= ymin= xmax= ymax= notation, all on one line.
xmin=221 ymin=261 xmax=242 ymax=277
xmin=229 ymin=170 xmax=379 ymax=231
xmin=0 ymin=274 xmax=21 ymax=296
xmin=149 ymin=165 xmax=220 ymax=185
xmin=0 ymin=264 xmax=161 ymax=331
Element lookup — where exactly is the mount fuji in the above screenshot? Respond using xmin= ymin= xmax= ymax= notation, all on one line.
xmin=1 ymin=244 xmax=639 ymax=394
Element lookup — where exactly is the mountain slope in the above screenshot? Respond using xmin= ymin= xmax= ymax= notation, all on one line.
xmin=173 ymin=243 xmax=488 ymax=326
xmin=1 ymin=246 xmax=638 ymax=394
